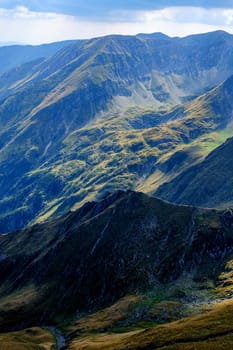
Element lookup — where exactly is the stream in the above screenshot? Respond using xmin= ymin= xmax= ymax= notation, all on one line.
xmin=46 ymin=326 xmax=66 ymax=349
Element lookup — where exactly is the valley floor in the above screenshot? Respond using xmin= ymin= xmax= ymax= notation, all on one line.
xmin=2 ymin=275 xmax=233 ymax=350
xmin=2 ymin=297 xmax=233 ymax=350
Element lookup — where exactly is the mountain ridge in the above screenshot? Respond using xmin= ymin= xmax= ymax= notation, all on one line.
xmin=0 ymin=31 xmax=233 ymax=231
xmin=1 ymin=30 xmax=233 ymax=350
xmin=0 ymin=190 xmax=233 ymax=329
xmin=0 ymin=40 xmax=79 ymax=76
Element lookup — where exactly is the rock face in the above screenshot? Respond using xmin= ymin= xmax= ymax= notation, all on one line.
xmin=1 ymin=31 xmax=233 ymax=231
xmin=0 ymin=190 xmax=233 ymax=328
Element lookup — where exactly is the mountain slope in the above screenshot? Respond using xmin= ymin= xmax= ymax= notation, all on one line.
xmin=0 ymin=328 xmax=55 ymax=350
xmin=0 ymin=31 xmax=233 ymax=231
xmin=0 ymin=190 xmax=233 ymax=329
xmin=156 ymin=135 xmax=233 ymax=208
xmin=2 ymin=69 xmax=232 ymax=233
xmin=0 ymin=40 xmax=77 ymax=76
xmin=68 ymin=299 xmax=233 ymax=350
xmin=3 ymin=31 xmax=233 ymax=106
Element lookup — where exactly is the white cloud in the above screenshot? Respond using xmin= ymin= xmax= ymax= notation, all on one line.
xmin=0 ymin=7 xmax=80 ymax=44
xmin=139 ymin=7 xmax=233 ymax=26
xmin=0 ymin=6 xmax=233 ymax=45
xmin=223 ymin=9 xmax=233 ymax=25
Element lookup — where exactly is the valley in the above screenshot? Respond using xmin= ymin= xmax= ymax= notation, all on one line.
xmin=0 ymin=31 xmax=233 ymax=232
xmin=1 ymin=30 xmax=233 ymax=349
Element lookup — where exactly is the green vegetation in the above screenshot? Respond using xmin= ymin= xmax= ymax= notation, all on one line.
xmin=0 ymin=32 xmax=233 ymax=231
xmin=156 ymin=132 xmax=233 ymax=207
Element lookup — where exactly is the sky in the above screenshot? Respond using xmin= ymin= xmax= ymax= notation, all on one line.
xmin=0 ymin=1 xmax=233 ymax=44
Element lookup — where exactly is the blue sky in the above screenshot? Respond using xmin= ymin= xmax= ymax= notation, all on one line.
xmin=0 ymin=1 xmax=233 ymax=44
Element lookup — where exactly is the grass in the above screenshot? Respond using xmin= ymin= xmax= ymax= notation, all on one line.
xmin=1 ymin=78 xmax=231 ymax=230
xmin=53 ymin=96 xmax=232 ymax=215
xmin=69 ymin=295 xmax=141 ymax=334
xmin=68 ymin=299 xmax=233 ymax=349
xmin=66 ymin=274 xmax=221 ymax=349
xmin=193 ymin=126 xmax=233 ymax=157
xmin=0 ymin=286 xmax=39 ymax=311
xmin=0 ymin=327 xmax=55 ymax=350
xmin=216 ymin=259 xmax=233 ymax=298
xmin=0 ymin=278 xmax=230 ymax=350
xmin=1 ymin=33 xmax=233 ymax=233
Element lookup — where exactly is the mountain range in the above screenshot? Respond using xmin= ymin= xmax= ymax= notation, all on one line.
xmin=1 ymin=30 xmax=233 ymax=349
xmin=0 ymin=31 xmax=233 ymax=232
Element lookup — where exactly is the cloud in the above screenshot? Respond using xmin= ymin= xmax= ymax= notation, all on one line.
xmin=0 ymin=7 xmax=78 ymax=44
xmin=0 ymin=6 xmax=233 ymax=45
xmin=0 ymin=1 xmax=233 ymax=18
xmin=138 ymin=7 xmax=233 ymax=26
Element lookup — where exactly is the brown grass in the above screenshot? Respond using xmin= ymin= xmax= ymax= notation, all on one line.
xmin=68 ymin=299 xmax=233 ymax=349
xmin=0 ymin=286 xmax=39 ymax=312
xmin=69 ymin=295 xmax=141 ymax=334
xmin=0 ymin=327 xmax=55 ymax=350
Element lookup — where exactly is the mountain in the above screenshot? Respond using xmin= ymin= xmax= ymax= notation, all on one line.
xmin=3 ymin=30 xmax=233 ymax=103
xmin=0 ymin=31 xmax=233 ymax=232
xmin=2 ymin=30 xmax=233 ymax=350
xmin=1 ymin=65 xmax=232 ymax=233
xmin=155 ymin=135 xmax=233 ymax=208
xmin=1 ymin=190 xmax=233 ymax=330
xmin=1 ymin=190 xmax=233 ymax=350
xmin=68 ymin=298 xmax=233 ymax=349
xmin=0 ymin=40 xmax=78 ymax=76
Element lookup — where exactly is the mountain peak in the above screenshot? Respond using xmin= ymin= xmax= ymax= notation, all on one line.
xmin=182 ymin=30 xmax=233 ymax=46
xmin=137 ymin=32 xmax=171 ymax=40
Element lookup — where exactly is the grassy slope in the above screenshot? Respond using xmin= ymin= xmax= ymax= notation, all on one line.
xmin=0 ymin=260 xmax=232 ymax=349
xmin=2 ymin=293 xmax=233 ymax=350
xmin=68 ymin=257 xmax=233 ymax=350
xmin=68 ymin=299 xmax=233 ymax=350
xmin=28 ymin=75 xmax=233 ymax=223
xmin=155 ymin=134 xmax=233 ymax=208
xmin=0 ymin=327 xmax=55 ymax=350
xmin=0 ymin=32 xmax=233 ymax=231
xmin=66 ymin=257 xmax=233 ymax=349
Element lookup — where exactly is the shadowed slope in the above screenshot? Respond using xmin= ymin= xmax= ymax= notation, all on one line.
xmin=156 ymin=136 xmax=233 ymax=208
xmin=0 ymin=191 xmax=233 ymax=329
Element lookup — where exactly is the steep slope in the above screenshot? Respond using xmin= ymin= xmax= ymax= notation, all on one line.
xmin=0 ymin=190 xmax=233 ymax=329
xmin=156 ymin=136 xmax=233 ymax=208
xmin=3 ymin=30 xmax=233 ymax=106
xmin=0 ymin=31 xmax=233 ymax=231
xmin=4 ymin=70 xmax=233 ymax=232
